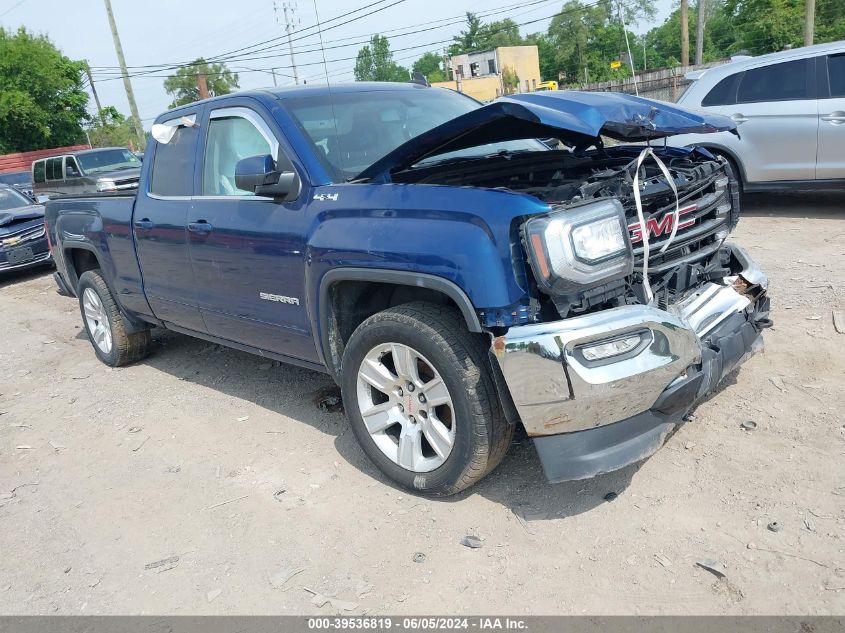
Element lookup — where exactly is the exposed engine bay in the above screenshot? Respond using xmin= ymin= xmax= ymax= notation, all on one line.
xmin=393 ymin=145 xmax=742 ymax=321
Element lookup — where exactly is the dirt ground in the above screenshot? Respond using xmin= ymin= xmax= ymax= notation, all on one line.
xmin=1 ymin=192 xmax=843 ymax=616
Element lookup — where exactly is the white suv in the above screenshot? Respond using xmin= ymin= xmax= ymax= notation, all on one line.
xmin=667 ymin=41 xmax=845 ymax=191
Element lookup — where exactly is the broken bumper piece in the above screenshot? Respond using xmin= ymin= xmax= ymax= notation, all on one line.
xmin=492 ymin=242 xmax=770 ymax=483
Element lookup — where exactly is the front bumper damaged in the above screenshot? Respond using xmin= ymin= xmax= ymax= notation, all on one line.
xmin=492 ymin=242 xmax=770 ymax=483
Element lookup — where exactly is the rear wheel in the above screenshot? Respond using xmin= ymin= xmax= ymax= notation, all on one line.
xmin=77 ymin=269 xmax=151 ymax=367
xmin=341 ymin=302 xmax=513 ymax=496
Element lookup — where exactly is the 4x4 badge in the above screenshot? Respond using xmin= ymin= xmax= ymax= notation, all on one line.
xmin=313 ymin=193 xmax=339 ymax=201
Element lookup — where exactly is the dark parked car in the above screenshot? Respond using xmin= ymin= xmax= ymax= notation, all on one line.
xmin=0 ymin=171 xmax=34 ymax=198
xmin=32 ymin=147 xmax=141 ymax=199
xmin=0 ymin=184 xmax=51 ymax=274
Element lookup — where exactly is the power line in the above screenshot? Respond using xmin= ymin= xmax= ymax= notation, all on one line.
xmin=92 ymin=0 xmax=602 ymax=83
xmin=88 ymin=0 xmax=558 ymax=73
xmin=89 ymin=0 xmax=406 ymax=73
xmin=0 ymin=0 xmax=27 ymax=19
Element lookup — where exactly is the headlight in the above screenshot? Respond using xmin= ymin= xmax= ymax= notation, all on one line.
xmin=524 ymin=199 xmax=633 ymax=293
xmin=96 ymin=178 xmax=117 ymax=192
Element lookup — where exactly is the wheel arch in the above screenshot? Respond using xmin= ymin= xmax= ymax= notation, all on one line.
xmin=66 ymin=245 xmax=151 ymax=334
xmin=318 ymin=268 xmax=482 ymax=378
xmin=691 ymin=143 xmax=747 ymax=190
xmin=62 ymin=242 xmax=102 ymax=293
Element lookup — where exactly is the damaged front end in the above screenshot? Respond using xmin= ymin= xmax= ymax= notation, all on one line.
xmin=363 ymin=89 xmax=769 ymax=483
xmin=481 ymin=145 xmax=770 ymax=483
xmin=492 ymin=243 xmax=770 ymax=483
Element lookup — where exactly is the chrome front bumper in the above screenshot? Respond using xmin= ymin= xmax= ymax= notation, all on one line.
xmin=492 ymin=243 xmax=769 ymax=439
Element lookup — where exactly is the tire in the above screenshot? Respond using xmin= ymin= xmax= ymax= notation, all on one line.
xmin=710 ymin=149 xmax=742 ymax=192
xmin=77 ymin=269 xmax=151 ymax=367
xmin=340 ymin=302 xmax=513 ymax=496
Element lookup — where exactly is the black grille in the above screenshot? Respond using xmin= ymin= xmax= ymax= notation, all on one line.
xmin=0 ymin=218 xmax=44 ymax=242
xmin=626 ymin=166 xmax=731 ymax=278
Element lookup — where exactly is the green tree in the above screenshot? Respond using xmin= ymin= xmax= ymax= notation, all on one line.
xmin=448 ymin=12 xmax=484 ymax=55
xmin=412 ymin=52 xmax=446 ymax=83
xmin=479 ymin=18 xmax=523 ymax=49
xmin=87 ymin=106 xmax=141 ymax=149
xmin=0 ymin=27 xmax=89 ymax=153
xmin=723 ymin=0 xmax=803 ymax=53
xmin=163 ymin=58 xmax=239 ymax=108
xmin=642 ymin=0 xmax=844 ymax=68
xmin=523 ymin=32 xmax=558 ymax=82
xmin=501 ymin=65 xmax=520 ymax=94
xmin=354 ymin=35 xmax=409 ymax=82
xmin=544 ymin=1 xmax=641 ymax=85
xmin=448 ymin=14 xmax=524 ymax=55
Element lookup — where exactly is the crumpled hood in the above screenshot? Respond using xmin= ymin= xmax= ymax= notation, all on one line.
xmin=357 ymin=90 xmax=737 ymax=182
xmin=0 ymin=204 xmax=44 ymax=227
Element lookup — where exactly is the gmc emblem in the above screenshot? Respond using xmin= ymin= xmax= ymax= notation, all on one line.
xmin=629 ymin=204 xmax=697 ymax=244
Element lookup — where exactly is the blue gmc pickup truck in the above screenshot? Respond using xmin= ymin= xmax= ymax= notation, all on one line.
xmin=45 ymin=83 xmax=771 ymax=495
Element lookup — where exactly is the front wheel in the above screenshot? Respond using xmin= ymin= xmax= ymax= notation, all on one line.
xmin=340 ymin=302 xmax=513 ymax=496
xmin=77 ymin=269 xmax=151 ymax=367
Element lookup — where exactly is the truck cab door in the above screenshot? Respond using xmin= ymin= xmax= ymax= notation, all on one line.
xmin=816 ymin=52 xmax=845 ymax=180
xmin=188 ymin=104 xmax=317 ymax=363
xmin=63 ymin=157 xmax=84 ymax=196
xmin=133 ymin=111 xmax=207 ymax=332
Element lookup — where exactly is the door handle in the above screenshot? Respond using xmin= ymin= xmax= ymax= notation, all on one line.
xmin=730 ymin=113 xmax=749 ymax=124
xmin=133 ymin=218 xmax=153 ymax=230
xmin=187 ymin=221 xmax=213 ymax=234
xmin=821 ymin=111 xmax=845 ymax=124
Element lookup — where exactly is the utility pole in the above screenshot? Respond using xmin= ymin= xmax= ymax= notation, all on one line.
xmin=695 ymin=0 xmax=706 ymax=65
xmin=680 ymin=0 xmax=690 ymax=66
xmin=804 ymin=0 xmax=815 ymax=46
xmin=271 ymin=68 xmax=278 ymax=87
xmin=103 ymin=0 xmax=143 ymax=144
xmin=84 ymin=61 xmax=105 ymax=125
xmin=275 ymin=1 xmax=300 ymax=85
xmin=196 ymin=73 xmax=210 ymax=100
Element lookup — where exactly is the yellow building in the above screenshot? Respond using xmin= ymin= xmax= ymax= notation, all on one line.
xmin=432 ymin=46 xmax=542 ymax=102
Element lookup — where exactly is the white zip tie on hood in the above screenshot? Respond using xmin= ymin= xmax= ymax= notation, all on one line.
xmin=631 ymin=146 xmax=680 ymax=304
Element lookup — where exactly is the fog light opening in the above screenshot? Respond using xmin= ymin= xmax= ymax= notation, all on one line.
xmin=579 ymin=333 xmax=644 ymax=362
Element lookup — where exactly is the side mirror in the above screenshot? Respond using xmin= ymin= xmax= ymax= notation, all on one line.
xmin=234 ymin=154 xmax=301 ymax=201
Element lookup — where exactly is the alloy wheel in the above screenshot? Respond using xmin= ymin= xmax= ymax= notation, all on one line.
xmin=355 ymin=342 xmax=456 ymax=473
xmin=82 ymin=287 xmax=113 ymax=355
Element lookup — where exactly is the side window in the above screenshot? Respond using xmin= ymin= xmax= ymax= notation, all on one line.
xmin=736 ymin=59 xmax=810 ymax=104
xmin=149 ymin=119 xmax=199 ymax=197
xmin=827 ymin=54 xmax=845 ymax=98
xmin=202 ymin=111 xmax=275 ymax=196
xmin=46 ymin=157 xmax=63 ymax=181
xmin=702 ymin=74 xmax=739 ymax=106
xmin=33 ymin=161 xmax=45 ymax=183
xmin=65 ymin=156 xmax=81 ymax=177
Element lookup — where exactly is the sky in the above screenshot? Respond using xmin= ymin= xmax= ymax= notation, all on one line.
xmin=0 ymin=0 xmax=674 ymax=128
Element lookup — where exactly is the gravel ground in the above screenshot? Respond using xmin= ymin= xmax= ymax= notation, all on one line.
xmin=0 ymin=192 xmax=843 ymax=615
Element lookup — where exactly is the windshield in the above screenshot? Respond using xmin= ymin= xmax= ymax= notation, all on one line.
xmin=76 ymin=149 xmax=141 ymax=175
xmin=0 ymin=186 xmax=33 ymax=210
xmin=282 ymin=88 xmax=544 ymax=180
